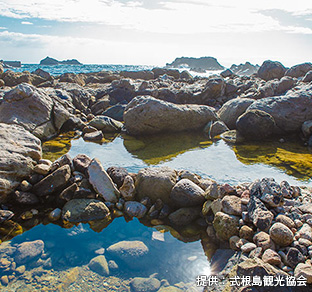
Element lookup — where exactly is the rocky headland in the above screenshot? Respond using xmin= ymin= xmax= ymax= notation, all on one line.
xmin=0 ymin=60 xmax=312 ymax=290
xmin=39 ymin=57 xmax=82 ymax=66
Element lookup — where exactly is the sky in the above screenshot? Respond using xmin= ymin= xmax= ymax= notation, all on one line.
xmin=0 ymin=0 xmax=311 ymax=67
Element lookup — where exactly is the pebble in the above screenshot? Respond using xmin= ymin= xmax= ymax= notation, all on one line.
xmin=1 ymin=275 xmax=9 ymax=286
xmin=262 ymin=249 xmax=282 ymax=266
xmin=19 ymin=180 xmax=33 ymax=192
xmin=48 ymin=208 xmax=61 ymax=221
xmin=34 ymin=164 xmax=51 ymax=175
xmin=294 ymin=219 xmax=303 ymax=228
xmin=95 ymin=248 xmax=105 ymax=255
xmin=241 ymin=242 xmax=257 ymax=253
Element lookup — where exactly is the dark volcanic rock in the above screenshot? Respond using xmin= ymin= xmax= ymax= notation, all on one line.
xmin=106 ymin=166 xmax=129 ymax=188
xmin=73 ymin=154 xmax=92 ymax=174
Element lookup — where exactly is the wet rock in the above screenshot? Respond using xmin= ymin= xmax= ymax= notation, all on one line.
xmin=286 ymin=247 xmax=305 ymax=268
xmin=120 ymin=175 xmax=136 ymax=201
xmin=62 ymin=199 xmax=110 ymax=222
xmin=294 ymin=263 xmax=312 ymax=284
xmin=89 ymin=115 xmax=123 ymax=132
xmin=253 ymin=232 xmax=275 ymax=250
xmin=170 ymin=179 xmax=205 ymax=208
xmin=269 ymin=222 xmax=294 ymax=246
xmin=0 ymin=123 xmax=41 ymax=201
xmin=108 ymin=260 xmax=118 ymax=270
xmin=236 ymin=109 xmax=276 ymax=140
xmin=88 ymin=158 xmax=120 ymax=203
xmin=1 ymin=275 xmax=8 ymax=286
xmin=106 ymin=166 xmax=129 ymax=188
xmin=15 ymin=265 xmax=26 ymax=275
xmin=15 ymin=240 xmax=44 ymax=265
xmin=13 ymin=191 xmax=39 ymax=205
xmin=221 ymin=195 xmax=242 ymax=216
xmin=107 ymin=240 xmax=149 ymax=269
xmin=135 ymin=167 xmax=178 ymax=205
xmin=202 ymin=200 xmax=213 ymax=216
xmin=217 ymin=98 xmax=254 ymax=129
xmin=124 ymin=201 xmax=147 ymax=219
xmin=213 ymin=211 xmax=240 ymax=241
xmin=168 ymin=206 xmax=201 ymax=226
xmin=88 ymin=255 xmax=109 ymax=276
xmin=33 ymin=164 xmax=71 ymax=196
xmin=262 ymin=249 xmax=281 ymax=266
xmin=206 ymin=120 xmax=229 ymax=139
xmin=73 ymin=154 xmax=92 ymax=174
xmin=48 ymin=208 xmax=61 ymax=221
xmin=124 ymin=96 xmax=217 ymax=135
xmin=130 ymin=277 xmax=161 ymax=292
xmin=220 ymin=129 xmax=245 ymax=144
xmin=83 ymin=130 xmax=104 ymax=142
xmin=258 ymin=60 xmax=286 ymax=81
xmin=285 ymin=62 xmax=312 ymax=78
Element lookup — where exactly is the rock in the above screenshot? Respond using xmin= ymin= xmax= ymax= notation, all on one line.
xmin=130 ymin=277 xmax=161 ymax=292
xmin=205 ymin=121 xmax=229 ymax=139
xmin=0 ymin=83 xmax=70 ymax=139
xmin=217 ymin=98 xmax=254 ymax=129
xmin=262 ymin=249 xmax=281 ymax=266
xmin=18 ymin=180 xmax=33 ymax=192
xmin=239 ymin=225 xmax=254 ymax=242
xmin=248 ymin=193 xmax=273 ymax=231
xmin=89 ymin=115 xmax=123 ymax=133
xmin=276 ymin=214 xmax=295 ymax=229
xmin=91 ymin=98 xmax=110 ymax=115
xmin=59 ymin=73 xmax=85 ymax=86
xmin=157 ymin=287 xmax=183 ymax=292
xmin=168 ymin=206 xmax=201 ymax=226
xmin=88 ymin=158 xmax=120 ymax=202
xmin=220 ymin=129 xmax=245 ymax=144
xmin=253 ymin=232 xmax=275 ymax=250
xmin=106 ymin=241 xmax=149 ymax=270
xmin=236 ymin=109 xmax=276 ymax=140
xmin=152 ymin=68 xmax=181 ymax=79
xmin=203 ymin=182 xmax=220 ymax=200
xmin=135 ymin=167 xmax=178 ymax=205
xmin=221 ymin=69 xmax=234 ymax=78
xmin=124 ymin=96 xmax=217 ymax=135
xmin=202 ymin=200 xmax=213 ymax=216
xmin=1 ymin=275 xmax=8 ymax=286
xmin=285 ymin=62 xmax=312 ymax=78
xmin=124 ymin=201 xmax=147 ymax=218
xmin=32 ymin=68 xmax=52 ymax=80
xmin=246 ymin=83 xmax=312 ymax=134
xmin=120 ymin=175 xmax=136 ymax=201
xmin=200 ymin=77 xmax=225 ymax=103
xmin=62 ymin=199 xmax=111 ymax=222
xmin=15 ymin=265 xmax=26 ymax=275
xmin=296 ymin=223 xmax=312 ymax=241
xmin=50 ymin=153 xmax=72 ymax=173
xmin=257 ymin=178 xmax=284 ymax=208
xmin=213 ymin=211 xmax=240 ymax=241
xmin=13 ymin=191 xmax=39 ymax=205
xmin=0 ymin=210 xmax=14 ymax=223
xmin=108 ymin=260 xmax=118 ymax=270
xmin=180 ymin=70 xmax=193 ymax=80
xmin=302 ymin=120 xmax=312 ymax=138
xmin=73 ymin=154 xmax=92 ymax=173
xmin=88 ymin=255 xmax=109 ymax=276
xmin=275 ymin=76 xmax=296 ymax=95
xmin=120 ymin=70 xmax=155 ymax=80
xmin=106 ymin=166 xmax=129 ymax=188
xmin=221 ymin=195 xmax=242 ymax=216
xmin=303 ymin=70 xmax=312 ymax=83
xmin=258 ymin=60 xmax=287 ymax=81
xmin=33 ymin=164 xmax=71 ymax=196
xmin=102 ymin=104 xmax=126 ymax=122
xmin=286 ymin=247 xmax=305 ymax=268
xmin=48 ymin=208 xmax=61 ymax=221
xmin=170 ymin=179 xmax=205 ymax=208
xmin=33 ymin=163 xmax=50 ymax=175
xmin=241 ymin=243 xmax=257 ymax=253
xmin=83 ymin=130 xmax=104 ymax=142
xmin=269 ymin=222 xmax=294 ymax=246
xmin=59 ymin=183 xmax=78 ymax=202
xmin=0 ymin=123 xmax=41 ymax=201
xmin=294 ymin=263 xmax=312 ymax=284
xmin=15 ymin=240 xmax=44 ymax=264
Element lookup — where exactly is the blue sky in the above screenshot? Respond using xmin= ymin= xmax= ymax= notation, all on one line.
xmin=0 ymin=0 xmax=311 ymax=66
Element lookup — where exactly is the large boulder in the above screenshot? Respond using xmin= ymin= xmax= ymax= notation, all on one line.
xmin=217 ymin=98 xmax=254 ymax=129
xmin=285 ymin=62 xmax=312 ymax=78
xmin=124 ymin=96 xmax=218 ymax=135
xmin=257 ymin=60 xmax=287 ymax=81
xmin=135 ymin=167 xmax=178 ymax=205
xmin=15 ymin=240 xmax=44 ymax=265
xmin=88 ymin=255 xmax=109 ymax=276
xmin=0 ymin=83 xmax=71 ymax=139
xmin=213 ymin=211 xmax=240 ymax=241
xmin=0 ymin=123 xmax=41 ymax=202
xmin=245 ymin=83 xmax=312 ymax=134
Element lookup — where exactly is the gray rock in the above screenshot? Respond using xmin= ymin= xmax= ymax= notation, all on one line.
xmin=33 ymin=164 xmax=71 ymax=196
xmin=168 ymin=206 xmax=201 ymax=226
xmin=88 ymin=255 xmax=109 ymax=276
xmin=120 ymin=175 xmax=136 ymax=201
xmin=106 ymin=166 xmax=129 ymax=188
xmin=258 ymin=178 xmax=283 ymax=207
xmin=218 ymin=98 xmax=254 ymax=129
xmin=124 ymin=96 xmax=217 ymax=135
xmin=62 ymin=199 xmax=111 ymax=222
xmin=258 ymin=60 xmax=287 ymax=81
xmin=303 ymin=70 xmax=312 ymax=83
xmin=285 ymin=62 xmax=312 ymax=78
xmin=89 ymin=115 xmax=123 ymax=132
xmin=170 ymin=179 xmax=205 ymax=208
xmin=296 ymin=223 xmax=312 ymax=241
xmin=286 ymin=247 xmax=305 ymax=268
xmin=102 ymin=104 xmax=126 ymax=122
xmin=15 ymin=240 xmax=44 ymax=265
xmin=50 ymin=153 xmax=72 ymax=173
xmin=124 ymin=201 xmax=147 ymax=218
xmin=221 ymin=69 xmax=234 ymax=78
xmin=83 ymin=130 xmax=104 ymax=142
xmin=0 ymin=123 xmax=41 ymax=201
xmin=241 ymin=243 xmax=257 ymax=253
xmin=205 ymin=121 xmax=229 ymax=139
xmin=73 ymin=154 xmax=91 ymax=174
xmin=88 ymin=158 xmax=120 ymax=202
xmin=13 ymin=191 xmax=39 ymax=205
xmin=106 ymin=241 xmax=149 ymax=269
xmin=275 ymin=76 xmax=296 ymax=95
xmin=221 ymin=195 xmax=242 ymax=216
xmin=130 ymin=277 xmax=161 ymax=292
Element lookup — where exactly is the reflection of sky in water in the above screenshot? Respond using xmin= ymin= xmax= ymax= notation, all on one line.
xmin=9 ymin=217 xmax=210 ymax=285
xmin=68 ymin=136 xmax=312 ymax=186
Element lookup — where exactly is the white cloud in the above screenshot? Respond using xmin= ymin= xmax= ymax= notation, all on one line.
xmin=0 ymin=0 xmax=311 ymax=34
xmin=21 ymin=21 xmax=33 ymax=25
xmin=0 ymin=27 xmax=7 ymax=29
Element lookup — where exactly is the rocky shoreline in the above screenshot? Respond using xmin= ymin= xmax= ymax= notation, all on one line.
xmin=0 ymin=60 xmax=312 ymax=291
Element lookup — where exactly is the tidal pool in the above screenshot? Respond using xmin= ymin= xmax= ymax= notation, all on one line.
xmin=1 ymin=132 xmax=312 ymax=291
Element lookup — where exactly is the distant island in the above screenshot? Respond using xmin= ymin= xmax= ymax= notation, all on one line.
xmin=39 ymin=56 xmax=82 ymax=66
xmin=166 ymin=56 xmax=224 ymax=71
xmin=0 ymin=60 xmax=22 ymax=68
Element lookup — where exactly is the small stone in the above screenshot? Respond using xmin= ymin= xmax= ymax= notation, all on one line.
xmin=249 ymin=247 xmax=263 ymax=259
xmin=202 ymin=200 xmax=213 ymax=216
xmin=296 ymin=223 xmax=312 ymax=241
xmin=106 ymin=166 xmax=129 ymax=188
xmin=124 ymin=201 xmax=147 ymax=219
xmin=120 ymin=175 xmax=136 ymax=201
xmin=88 ymin=255 xmax=109 ymax=276
xmin=239 ymin=225 xmax=254 ymax=242
xmin=286 ymin=247 xmax=305 ymax=268
xmin=39 ymin=159 xmax=52 ymax=166
xmin=130 ymin=277 xmax=161 ymax=292
xmin=276 ymin=214 xmax=295 ymax=229
xmin=34 ymin=163 xmax=51 ymax=175
xmin=19 ymin=180 xmax=33 ymax=192
xmin=204 ymin=182 xmax=220 ymax=200
xmin=48 ymin=208 xmax=61 ymax=221
xmin=15 ymin=265 xmax=26 ymax=275
xmin=1 ymin=275 xmax=9 ymax=286
xmin=95 ymin=248 xmax=105 ymax=255
xmin=168 ymin=206 xmax=201 ymax=226
xmin=262 ymin=249 xmax=282 ymax=266
xmin=13 ymin=191 xmax=39 ymax=205
xmin=83 ymin=130 xmax=104 ymax=142
xmin=253 ymin=232 xmax=275 ymax=250
xmin=108 ymin=260 xmax=118 ymax=270
xmin=299 ymin=238 xmax=312 ymax=247
xmin=229 ymin=236 xmax=240 ymax=251
xmin=213 ymin=211 xmax=240 ymax=241
xmin=15 ymin=240 xmax=44 ymax=265
xmin=73 ymin=154 xmax=92 ymax=173
xmin=294 ymin=263 xmax=312 ymax=284
xmin=295 ymin=219 xmax=303 ymax=228
xmin=221 ymin=195 xmax=242 ymax=216
xmin=241 ymin=243 xmax=257 ymax=253
xmin=269 ymin=222 xmax=294 ymax=246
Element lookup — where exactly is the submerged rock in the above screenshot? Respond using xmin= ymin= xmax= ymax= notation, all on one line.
xmin=130 ymin=277 xmax=161 ymax=292
xmin=62 ymin=199 xmax=111 ymax=222
xmin=15 ymin=240 xmax=44 ymax=265
xmin=124 ymin=96 xmax=218 ymax=135
xmin=124 ymin=201 xmax=147 ymax=218
xmin=88 ymin=255 xmax=109 ymax=276
xmin=168 ymin=206 xmax=202 ymax=226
